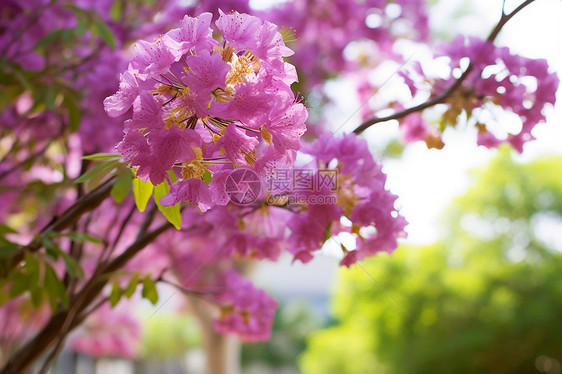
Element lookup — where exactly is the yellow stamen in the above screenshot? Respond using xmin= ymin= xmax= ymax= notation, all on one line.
xmin=181 ymin=148 xmax=207 ymax=179
xmin=260 ymin=126 xmax=273 ymax=145
xmin=244 ymin=150 xmax=257 ymax=166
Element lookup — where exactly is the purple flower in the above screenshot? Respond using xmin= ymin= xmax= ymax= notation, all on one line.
xmin=215 ymin=124 xmax=259 ymax=165
xmin=266 ymin=102 xmax=308 ymax=153
xmin=160 ymin=178 xmax=213 ymax=212
xmin=104 ymin=71 xmax=144 ymax=118
xmin=162 ymin=13 xmax=217 ymax=58
xmin=213 ymin=270 xmax=278 ymax=342
xmin=129 ymin=39 xmax=176 ymax=80
xmin=215 ymin=10 xmax=262 ymax=51
xmin=106 ymin=10 xmax=305 ymax=210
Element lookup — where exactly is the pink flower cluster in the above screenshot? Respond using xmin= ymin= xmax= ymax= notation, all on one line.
xmin=442 ymin=36 xmax=559 ymax=151
xmin=263 ymin=0 xmax=429 ymax=87
xmin=105 ymin=11 xmax=307 ymax=209
xmin=158 ymin=134 xmax=407 ymax=341
xmin=165 ymin=228 xmax=280 ymax=342
xmin=399 ymin=36 xmax=559 ymax=151
xmin=291 ymin=133 xmax=408 ymax=266
xmin=212 ymin=270 xmax=278 ymax=342
xmin=162 ymin=133 xmax=406 ymax=271
xmin=69 ymin=304 xmax=142 ymax=359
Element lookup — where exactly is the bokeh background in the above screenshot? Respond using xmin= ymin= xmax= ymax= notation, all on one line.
xmin=2 ymin=0 xmax=561 ymax=373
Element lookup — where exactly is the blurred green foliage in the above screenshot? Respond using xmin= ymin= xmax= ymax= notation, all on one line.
xmin=242 ymin=302 xmax=323 ymax=370
xmin=301 ymin=148 xmax=562 ymax=374
xmin=139 ymin=312 xmax=200 ymax=361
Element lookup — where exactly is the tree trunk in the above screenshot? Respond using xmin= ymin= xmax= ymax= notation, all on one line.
xmin=190 ymin=297 xmax=240 ymax=374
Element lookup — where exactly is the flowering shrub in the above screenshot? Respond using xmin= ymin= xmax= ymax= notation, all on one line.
xmin=0 ymin=1 xmax=558 ymax=373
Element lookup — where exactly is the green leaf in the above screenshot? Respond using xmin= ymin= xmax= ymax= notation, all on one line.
xmin=168 ymin=170 xmax=179 ymax=183
xmin=44 ymin=87 xmax=57 ymax=110
xmin=30 ymin=286 xmax=44 ymax=308
xmin=109 ymin=283 xmax=121 ymax=307
xmin=73 ymin=18 xmax=88 ymax=37
xmin=111 ymin=168 xmax=132 ymax=204
xmin=110 ymin=1 xmax=123 ymax=21
xmin=64 ymin=95 xmax=82 ymax=132
xmin=13 ymin=68 xmax=32 ymax=91
xmin=0 ymin=244 xmax=19 ymax=259
xmin=44 ymin=264 xmax=69 ymax=310
xmin=323 ymin=221 xmax=333 ymax=244
xmin=154 ymin=179 xmax=182 ymax=230
xmin=82 ymin=153 xmax=122 ymax=161
xmin=124 ymin=274 xmax=139 ymax=298
xmin=133 ymin=177 xmax=154 ymax=212
xmin=34 ymin=29 xmax=67 ymax=49
xmin=0 ymin=224 xmax=17 ymax=236
xmin=9 ymin=272 xmax=29 ymax=298
xmin=202 ymin=170 xmax=212 ymax=185
xmin=93 ymin=20 xmax=116 ymax=49
xmin=59 ymin=250 xmax=85 ymax=278
xmin=0 ymin=283 xmax=9 ymax=306
xmin=75 ymin=160 xmax=119 ymax=189
xmin=53 ymin=232 xmax=102 ymax=244
xmin=63 ymin=4 xmax=90 ymax=18
xmin=142 ymin=276 xmax=159 ymax=305
xmin=42 ymin=237 xmax=60 ymax=261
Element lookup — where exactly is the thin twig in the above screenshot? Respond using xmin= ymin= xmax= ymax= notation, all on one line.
xmin=0 ymin=222 xmax=172 ymax=374
xmin=352 ymin=0 xmax=536 ymax=135
xmin=108 ymin=203 xmax=137 ymax=254
xmin=158 ymin=278 xmax=219 ymax=300
xmin=0 ymin=139 xmax=56 ymax=181
xmin=2 ymin=177 xmax=116 ymax=278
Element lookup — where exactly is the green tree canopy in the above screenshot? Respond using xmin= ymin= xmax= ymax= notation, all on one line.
xmin=300 ymin=149 xmax=562 ymax=374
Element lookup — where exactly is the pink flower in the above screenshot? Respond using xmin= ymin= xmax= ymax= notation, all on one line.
xmin=104 ymin=70 xmax=143 ymax=118
xmin=148 ymin=126 xmax=201 ymax=170
xmin=212 ymin=81 xmax=270 ymax=128
xmin=215 ymin=10 xmax=262 ymax=51
xmin=106 ymin=10 xmax=305 ymax=210
xmin=292 ymin=133 xmax=407 ymax=266
xmin=129 ymin=39 xmax=176 ymax=80
xmin=253 ymin=20 xmax=294 ymax=62
xmin=208 ymin=169 xmax=232 ymax=206
xmin=477 ymin=129 xmax=502 ymax=149
xmin=70 ymin=304 xmax=142 ymax=359
xmin=160 ymin=178 xmax=214 ymax=212
xmin=213 ymin=270 xmax=278 ymax=342
xmin=116 ymin=130 xmax=165 ymax=183
xmin=129 ymin=91 xmax=165 ymax=131
xmin=400 ymin=113 xmax=431 ymax=144
xmin=215 ymin=124 xmax=259 ymax=165
xmin=162 ymin=13 xmax=217 ymax=58
xmin=266 ymin=102 xmax=308 ymax=153
xmin=433 ymin=35 xmax=559 ymax=151
xmin=183 ymin=51 xmax=230 ymax=94
xmin=254 ymin=146 xmax=297 ymax=179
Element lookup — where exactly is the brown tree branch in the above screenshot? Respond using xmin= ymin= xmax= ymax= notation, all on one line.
xmin=2 ymin=177 xmax=116 ymax=278
xmin=0 ymin=221 xmax=172 ymax=374
xmin=353 ymin=0 xmax=536 ymax=135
